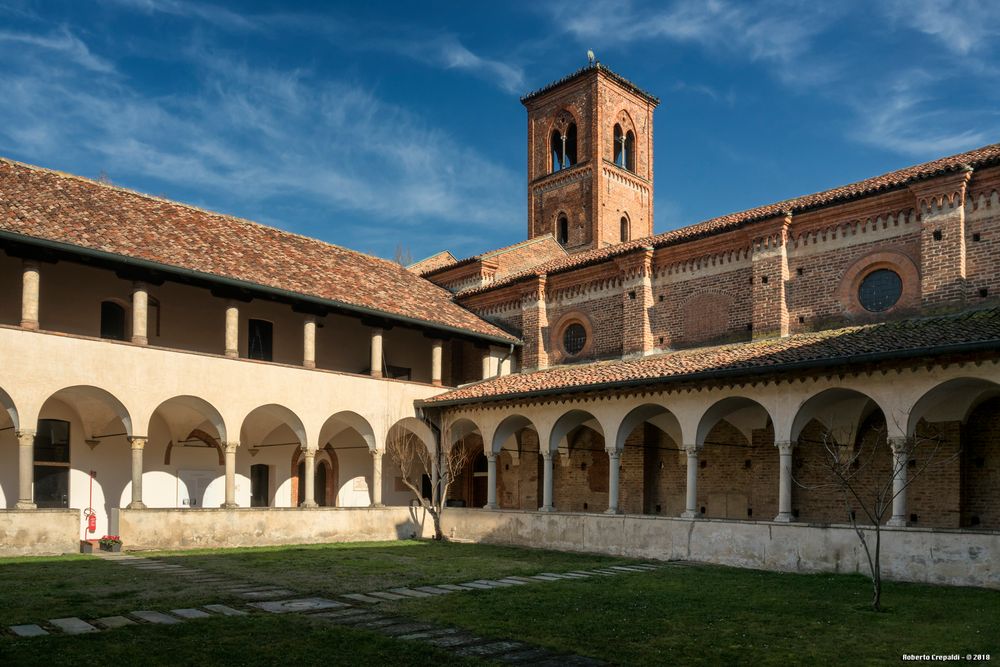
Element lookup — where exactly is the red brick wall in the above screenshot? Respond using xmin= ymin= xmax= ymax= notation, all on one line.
xmin=961 ymin=397 xmax=1000 ymax=529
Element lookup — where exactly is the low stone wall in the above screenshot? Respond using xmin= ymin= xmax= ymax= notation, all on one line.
xmin=440 ymin=509 xmax=1000 ymax=589
xmin=0 ymin=509 xmax=80 ymax=556
xmin=114 ymin=506 xmax=432 ymax=551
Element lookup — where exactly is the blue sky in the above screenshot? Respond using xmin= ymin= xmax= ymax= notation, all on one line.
xmin=1 ymin=1 xmax=998 ymax=262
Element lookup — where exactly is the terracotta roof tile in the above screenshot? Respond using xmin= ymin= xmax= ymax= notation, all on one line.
xmin=521 ymin=63 xmax=660 ymax=106
xmin=458 ymin=141 xmax=1000 ymax=298
xmin=0 ymin=157 xmax=516 ymax=343
xmin=422 ymin=309 xmax=1000 ymax=406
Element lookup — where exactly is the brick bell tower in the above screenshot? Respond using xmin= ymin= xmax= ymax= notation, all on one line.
xmin=522 ymin=62 xmax=659 ymax=254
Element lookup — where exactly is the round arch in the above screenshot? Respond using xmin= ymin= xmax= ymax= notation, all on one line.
xmin=491 ymin=414 xmax=538 ymax=455
xmin=149 ymin=395 xmax=227 ymax=444
xmin=240 ymin=404 xmax=307 ymax=449
xmin=615 ymin=404 xmax=682 ymax=452
xmin=906 ymin=378 xmax=1000 ymax=437
xmin=41 ymin=385 xmax=133 ymax=438
xmin=549 ymin=409 xmax=604 ymax=454
xmin=319 ymin=410 xmax=377 ymax=452
xmin=696 ymin=396 xmax=772 ymax=449
xmin=790 ymin=388 xmax=886 ymax=445
xmin=388 ymin=417 xmax=437 ymax=454
xmin=0 ymin=385 xmax=18 ymax=430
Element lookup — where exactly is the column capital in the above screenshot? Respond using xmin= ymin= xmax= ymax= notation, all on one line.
xmin=16 ymin=429 xmax=36 ymax=441
xmin=888 ymin=435 xmax=909 ymax=453
xmin=302 ymin=447 xmax=316 ymax=458
xmin=129 ymin=436 xmax=147 ymax=450
xmin=223 ymin=442 xmax=239 ymax=454
xmin=683 ymin=443 xmax=699 ymax=456
xmin=541 ymin=448 xmax=553 ymax=460
xmin=775 ymin=440 xmax=794 ymax=454
xmin=605 ymin=448 xmax=622 ymax=459
xmin=370 ymin=448 xmax=383 ymax=459
xmin=485 ymin=451 xmax=497 ymax=461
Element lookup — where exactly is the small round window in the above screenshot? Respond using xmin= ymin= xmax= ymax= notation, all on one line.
xmin=562 ymin=323 xmax=587 ymax=356
xmin=858 ymin=269 xmax=902 ymax=312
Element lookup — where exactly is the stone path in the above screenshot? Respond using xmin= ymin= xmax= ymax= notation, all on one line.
xmin=4 ymin=550 xmax=665 ymax=664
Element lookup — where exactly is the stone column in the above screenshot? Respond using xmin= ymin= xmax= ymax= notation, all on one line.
xmin=605 ymin=449 xmax=622 ymax=514
xmin=15 ymin=429 xmax=36 ymax=509
xmin=128 ymin=437 xmax=147 ymax=509
xmin=131 ymin=283 xmax=148 ymax=345
xmin=370 ymin=328 xmax=384 ymax=379
xmin=370 ymin=449 xmax=384 ymax=507
xmin=224 ymin=301 xmax=239 ymax=358
xmin=540 ymin=449 xmax=555 ymax=511
xmin=774 ymin=441 xmax=794 ymax=522
xmin=20 ymin=260 xmax=40 ymax=330
xmin=222 ymin=442 xmax=238 ymax=508
xmin=485 ymin=452 xmax=498 ymax=509
xmin=431 ymin=339 xmax=443 ymax=386
xmin=303 ymin=318 xmax=316 ymax=369
xmin=301 ymin=449 xmax=317 ymax=507
xmin=481 ymin=348 xmax=492 ymax=380
xmin=681 ymin=445 xmax=700 ymax=518
xmin=887 ymin=436 xmax=909 ymax=527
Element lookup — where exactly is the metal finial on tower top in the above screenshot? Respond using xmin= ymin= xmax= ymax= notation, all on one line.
xmin=587 ymin=50 xmax=596 ymax=65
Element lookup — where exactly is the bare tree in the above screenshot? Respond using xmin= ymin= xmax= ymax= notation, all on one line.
xmin=385 ymin=420 xmax=473 ymax=541
xmin=794 ymin=418 xmax=958 ymax=611
xmin=393 ymin=243 xmax=413 ymax=267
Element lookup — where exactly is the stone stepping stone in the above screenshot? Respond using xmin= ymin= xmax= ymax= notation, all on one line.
xmin=131 ymin=610 xmax=181 ymax=625
xmin=557 ymin=572 xmax=589 ymax=579
xmin=530 ymin=575 xmax=562 ymax=581
xmin=367 ymin=591 xmax=405 ymax=601
xmin=456 ymin=640 xmax=528 ymax=657
xmin=380 ymin=622 xmax=436 ymax=636
xmin=341 ymin=593 xmax=385 ymax=604
xmin=500 ymin=647 xmax=558 ymax=663
xmin=475 ymin=579 xmax=513 ymax=587
xmin=458 ymin=581 xmax=494 ymax=590
xmin=398 ymin=627 xmax=459 ymax=641
xmin=387 ymin=587 xmax=432 ymax=598
xmin=313 ymin=608 xmax=371 ymax=621
xmin=321 ymin=612 xmax=383 ymax=625
xmin=94 ymin=616 xmax=136 ymax=629
xmin=589 ymin=569 xmax=619 ymax=575
xmin=496 ymin=578 xmax=529 ymax=585
xmin=426 ymin=632 xmax=484 ymax=648
xmin=433 ymin=584 xmax=469 ymax=592
xmin=49 ymin=617 xmax=98 ymax=634
xmin=608 ymin=565 xmax=644 ymax=572
xmin=9 ymin=624 xmax=48 ymax=637
xmin=538 ymin=572 xmax=574 ymax=579
xmin=354 ymin=617 xmax=404 ymax=630
xmin=251 ymin=598 xmax=350 ymax=614
xmin=567 ymin=571 xmax=594 ymax=577
xmin=631 ymin=563 xmax=659 ymax=569
xmin=203 ymin=604 xmax=247 ymax=616
xmin=501 ymin=576 xmax=535 ymax=583
xmin=413 ymin=586 xmax=454 ymax=595
xmin=240 ymin=589 xmax=295 ymax=599
xmin=171 ymin=608 xmax=212 ymax=619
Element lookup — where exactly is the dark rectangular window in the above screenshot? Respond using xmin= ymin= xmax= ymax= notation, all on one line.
xmin=34 ymin=419 xmax=70 ymax=508
xmin=248 ymin=319 xmax=273 ymax=361
xmin=35 ymin=419 xmax=70 ymax=463
xmin=100 ymin=301 xmax=127 ymax=341
xmin=250 ymin=464 xmax=270 ymax=507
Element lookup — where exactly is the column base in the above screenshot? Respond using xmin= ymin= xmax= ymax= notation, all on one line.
xmin=131 ymin=336 xmax=148 ymax=345
xmin=539 ymin=506 xmax=555 ymax=512
xmin=303 ymin=361 xmax=316 ymax=369
xmin=15 ymin=501 xmax=36 ymax=510
xmin=299 ymin=501 xmax=318 ymax=508
xmin=224 ymin=350 xmax=239 ymax=358
xmin=680 ymin=510 xmax=700 ymax=519
xmin=127 ymin=501 xmax=147 ymax=510
xmin=370 ymin=502 xmax=385 ymax=508
xmin=887 ymin=516 xmax=908 ymax=527
xmin=773 ymin=512 xmax=793 ymax=523
xmin=20 ymin=320 xmax=38 ymax=330
xmin=221 ymin=502 xmax=239 ymax=509
xmin=483 ymin=503 xmax=498 ymax=510
xmin=604 ymin=508 xmax=621 ymax=515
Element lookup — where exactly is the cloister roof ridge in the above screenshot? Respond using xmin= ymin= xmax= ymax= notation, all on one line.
xmin=419 ymin=308 xmax=1000 ymax=407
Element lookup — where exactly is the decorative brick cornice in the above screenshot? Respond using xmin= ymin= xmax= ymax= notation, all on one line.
xmin=614 ymin=246 xmax=654 ymax=280
xmin=909 ymin=167 xmax=973 ymax=213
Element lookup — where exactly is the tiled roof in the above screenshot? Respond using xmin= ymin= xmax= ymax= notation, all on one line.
xmin=422 ymin=309 xmax=1000 ymax=406
xmin=458 ymin=141 xmax=1000 ymax=298
xmin=408 ymin=250 xmax=457 ymax=275
xmin=420 ymin=235 xmax=567 ymax=278
xmin=0 ymin=157 xmax=517 ymax=343
xmin=521 ymin=63 xmax=660 ymax=106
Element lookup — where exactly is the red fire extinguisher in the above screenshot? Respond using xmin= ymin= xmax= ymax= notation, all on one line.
xmin=83 ymin=470 xmax=97 ymax=538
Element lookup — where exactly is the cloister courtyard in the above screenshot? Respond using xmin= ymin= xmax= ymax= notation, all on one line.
xmin=0 ymin=540 xmax=997 ymax=665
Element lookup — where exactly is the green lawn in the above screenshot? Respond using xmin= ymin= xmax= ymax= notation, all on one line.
xmin=150 ymin=539 xmax=633 ymax=596
xmin=1 ymin=541 xmax=997 ymax=666
xmin=387 ymin=563 xmax=1000 ymax=665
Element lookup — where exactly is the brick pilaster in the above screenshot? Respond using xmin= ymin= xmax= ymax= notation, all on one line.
xmin=616 ymin=246 xmax=655 ymax=357
xmin=910 ymin=168 xmax=972 ymax=308
xmin=751 ymin=213 xmax=791 ymax=339
xmin=520 ymin=274 xmax=549 ymax=371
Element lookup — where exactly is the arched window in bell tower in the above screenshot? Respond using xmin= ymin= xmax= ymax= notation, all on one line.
xmin=620 ymin=215 xmax=630 ymax=242
xmin=614 ymin=124 xmax=624 ymax=167
xmin=550 ymin=122 xmax=578 ymax=172
xmin=625 ymin=130 xmax=636 ymax=172
xmin=557 ymin=214 xmax=569 ymax=245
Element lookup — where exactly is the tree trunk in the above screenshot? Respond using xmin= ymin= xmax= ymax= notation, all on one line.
xmin=871 ymin=525 xmax=882 ymax=611
xmin=430 ymin=507 xmax=443 ymax=540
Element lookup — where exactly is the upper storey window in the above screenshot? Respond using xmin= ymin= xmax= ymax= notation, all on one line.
xmin=248 ymin=318 xmax=273 ymax=361
xmin=858 ymin=269 xmax=902 ymax=312
xmin=613 ymin=124 xmax=636 ymax=172
xmin=550 ymin=122 xmax=578 ymax=172
xmin=100 ymin=301 xmax=127 ymax=341
xmin=557 ymin=214 xmax=569 ymax=245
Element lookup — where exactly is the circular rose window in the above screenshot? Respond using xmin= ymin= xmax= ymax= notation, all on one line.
xmin=858 ymin=269 xmax=902 ymax=312
xmin=562 ymin=323 xmax=587 ymax=355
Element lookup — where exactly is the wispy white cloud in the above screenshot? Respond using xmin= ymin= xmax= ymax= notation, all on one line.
xmin=105 ymin=0 xmax=260 ymax=32
xmin=0 ymin=25 xmax=115 ymax=73
xmin=0 ymin=30 xmax=520 ymax=256
xmin=882 ymin=0 xmax=1000 ymax=57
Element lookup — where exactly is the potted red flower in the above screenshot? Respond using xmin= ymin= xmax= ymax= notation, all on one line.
xmin=99 ymin=535 xmax=123 ymax=553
